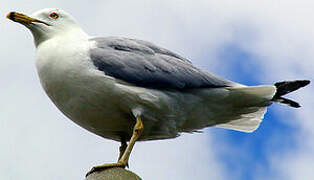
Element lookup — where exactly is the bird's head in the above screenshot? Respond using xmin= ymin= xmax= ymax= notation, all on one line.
xmin=7 ymin=8 xmax=86 ymax=46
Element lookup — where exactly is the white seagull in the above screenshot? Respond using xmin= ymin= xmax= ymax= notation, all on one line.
xmin=7 ymin=8 xmax=310 ymax=176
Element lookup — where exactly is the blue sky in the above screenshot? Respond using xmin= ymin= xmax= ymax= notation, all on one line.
xmin=209 ymin=45 xmax=300 ymax=180
xmin=1 ymin=1 xmax=313 ymax=180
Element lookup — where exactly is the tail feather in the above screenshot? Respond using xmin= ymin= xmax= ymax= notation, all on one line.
xmin=215 ymin=85 xmax=276 ymax=132
xmin=215 ymin=80 xmax=310 ymax=133
xmin=272 ymin=80 xmax=310 ymax=108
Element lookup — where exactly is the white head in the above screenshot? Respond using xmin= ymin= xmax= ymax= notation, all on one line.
xmin=7 ymin=8 xmax=87 ymax=46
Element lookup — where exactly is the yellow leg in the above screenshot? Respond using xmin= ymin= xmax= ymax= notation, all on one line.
xmin=86 ymin=116 xmax=144 ymax=177
xmin=118 ymin=140 xmax=127 ymax=162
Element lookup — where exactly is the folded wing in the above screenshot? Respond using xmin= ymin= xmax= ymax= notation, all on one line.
xmin=89 ymin=37 xmax=239 ymax=89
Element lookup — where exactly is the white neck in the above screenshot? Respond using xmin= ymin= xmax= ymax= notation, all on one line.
xmin=33 ymin=27 xmax=89 ymax=48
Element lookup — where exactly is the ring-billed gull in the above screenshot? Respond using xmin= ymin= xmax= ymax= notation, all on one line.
xmin=6 ymin=8 xmax=310 ymax=176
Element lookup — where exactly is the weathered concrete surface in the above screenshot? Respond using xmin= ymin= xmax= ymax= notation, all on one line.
xmin=86 ymin=167 xmax=142 ymax=180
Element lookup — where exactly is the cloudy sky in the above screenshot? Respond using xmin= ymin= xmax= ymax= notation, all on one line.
xmin=1 ymin=0 xmax=313 ymax=179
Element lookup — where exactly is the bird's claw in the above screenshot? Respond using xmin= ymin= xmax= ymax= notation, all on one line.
xmin=86 ymin=162 xmax=126 ymax=177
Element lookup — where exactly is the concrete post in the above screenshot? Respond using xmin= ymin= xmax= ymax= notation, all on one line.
xmin=86 ymin=167 xmax=142 ymax=180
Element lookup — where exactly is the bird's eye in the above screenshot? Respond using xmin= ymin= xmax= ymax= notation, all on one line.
xmin=49 ymin=12 xmax=59 ymax=19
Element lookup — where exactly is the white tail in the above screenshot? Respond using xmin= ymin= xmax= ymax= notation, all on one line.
xmin=215 ymin=85 xmax=276 ymax=132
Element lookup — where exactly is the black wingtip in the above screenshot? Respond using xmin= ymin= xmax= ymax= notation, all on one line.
xmin=274 ymin=80 xmax=310 ymax=97
xmin=274 ymin=80 xmax=310 ymax=88
xmin=273 ymin=80 xmax=310 ymax=108
xmin=274 ymin=97 xmax=301 ymax=108
xmin=301 ymin=80 xmax=311 ymax=87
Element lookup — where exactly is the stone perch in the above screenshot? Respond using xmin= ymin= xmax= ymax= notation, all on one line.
xmin=86 ymin=167 xmax=142 ymax=180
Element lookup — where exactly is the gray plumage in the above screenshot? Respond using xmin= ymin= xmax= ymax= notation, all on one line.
xmin=89 ymin=37 xmax=237 ymax=89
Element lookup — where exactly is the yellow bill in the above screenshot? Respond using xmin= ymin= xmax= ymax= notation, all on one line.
xmin=6 ymin=12 xmax=50 ymax=26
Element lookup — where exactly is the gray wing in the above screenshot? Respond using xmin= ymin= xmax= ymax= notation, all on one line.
xmin=89 ymin=37 xmax=236 ymax=89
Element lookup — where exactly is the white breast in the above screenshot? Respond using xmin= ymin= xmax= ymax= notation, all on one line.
xmin=35 ymin=35 xmax=94 ymax=103
xmin=35 ymin=35 xmax=122 ymax=138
